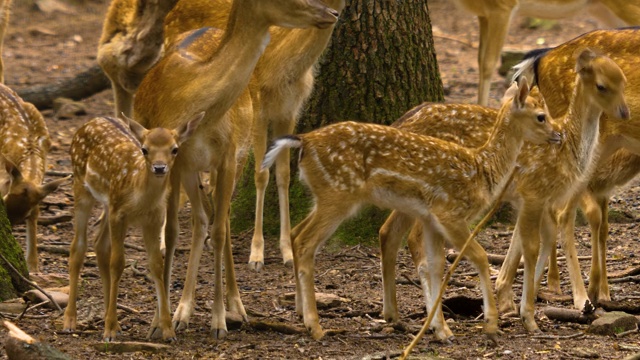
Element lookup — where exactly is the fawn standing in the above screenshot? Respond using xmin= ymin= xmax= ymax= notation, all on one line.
xmin=380 ymin=49 xmax=628 ymax=335
xmin=262 ymin=78 xmax=560 ymax=341
xmin=133 ymin=0 xmax=339 ymax=338
xmin=63 ymin=114 xmax=202 ymax=342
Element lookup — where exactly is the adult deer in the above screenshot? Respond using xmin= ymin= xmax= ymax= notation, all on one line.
xmin=379 ymin=49 xmax=628 ymax=335
xmin=0 ymin=0 xmax=68 ymax=273
xmin=498 ymin=28 xmax=640 ymax=310
xmin=63 ymin=114 xmax=201 ymax=342
xmin=163 ymin=0 xmax=345 ymax=271
xmin=451 ymin=0 xmax=640 ymax=105
xmin=97 ymin=0 xmax=179 ymax=118
xmin=133 ymin=0 xmax=339 ymax=339
xmin=262 ymin=78 xmax=561 ymax=341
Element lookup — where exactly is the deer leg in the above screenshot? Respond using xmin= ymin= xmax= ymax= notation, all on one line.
xmin=441 ymin=219 xmax=499 ymax=341
xmin=495 ymin=226 xmax=523 ymax=316
xmin=291 ymin=210 xmax=316 ymax=317
xmin=112 ymin=81 xmax=134 ymax=119
xmin=63 ymin=187 xmax=95 ymax=332
xmin=587 ymin=194 xmax=611 ymax=303
xmin=272 ymin=119 xmax=296 ymax=267
xmin=515 ymin=204 xmax=543 ymax=333
xmin=249 ymin=117 xmax=269 ymax=271
xmin=210 ymin=154 xmax=238 ymax=339
xmin=172 ymin=172 xmax=208 ymax=331
xmin=379 ymin=210 xmax=414 ymax=323
xmin=534 ymin=210 xmax=558 ymax=295
xmin=558 ymin=197 xmax=589 ymax=309
xmin=294 ymin=202 xmax=352 ymax=340
xmin=224 ymin=217 xmax=248 ymax=321
xmin=144 ymin=213 xmax=176 ymax=342
xmin=94 ymin=210 xmax=111 ymax=322
xmin=416 ymin=216 xmax=455 ymax=342
xmin=103 ymin=215 xmax=127 ymax=342
xmin=546 ymin=243 xmax=561 ymax=294
xmin=476 ymin=10 xmax=512 ymax=106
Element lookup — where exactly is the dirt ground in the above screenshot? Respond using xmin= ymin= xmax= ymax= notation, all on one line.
xmin=1 ymin=0 xmax=640 ymax=359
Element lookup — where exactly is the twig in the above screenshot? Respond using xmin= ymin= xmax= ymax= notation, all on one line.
xmin=0 ymin=252 xmax=63 ymax=313
xmin=400 ymin=168 xmax=517 ymax=359
xmin=615 ymin=325 xmax=638 ymax=338
xmin=38 ymin=213 xmax=73 ymax=225
xmin=401 ymin=273 xmax=422 ymax=289
xmin=531 ymin=332 xmax=584 ymax=340
xmin=432 ymin=32 xmax=476 ymax=48
xmin=116 ymin=303 xmax=140 ymax=315
xmin=17 ymin=301 xmax=49 ymax=321
xmin=45 ymin=170 xmax=72 ymax=177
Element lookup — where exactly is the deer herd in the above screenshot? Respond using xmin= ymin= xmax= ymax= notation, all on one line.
xmin=2 ymin=0 xmax=640 ymax=348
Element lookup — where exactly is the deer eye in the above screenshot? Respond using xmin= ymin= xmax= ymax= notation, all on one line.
xmin=596 ymin=84 xmax=607 ymax=93
xmin=141 ymin=147 xmax=149 ymax=156
xmin=537 ymin=114 xmax=546 ymax=123
xmin=171 ymin=147 xmax=179 ymax=156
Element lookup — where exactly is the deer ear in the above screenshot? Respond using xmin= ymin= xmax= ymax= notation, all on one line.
xmin=176 ymin=111 xmax=205 ymax=144
xmin=128 ymin=118 xmax=149 ymax=143
xmin=515 ymin=76 xmax=530 ymax=108
xmin=575 ymin=48 xmax=597 ymax=73
xmin=38 ymin=175 xmax=71 ymax=200
xmin=502 ymin=81 xmax=519 ymax=105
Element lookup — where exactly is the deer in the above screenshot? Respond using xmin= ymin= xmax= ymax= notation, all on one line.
xmin=97 ymin=0 xmax=180 ymax=118
xmin=132 ymin=0 xmax=339 ymax=339
xmin=378 ymin=49 xmax=629 ymax=335
xmin=0 ymin=0 xmax=11 ymax=83
xmin=0 ymin=85 xmax=68 ymax=273
xmin=450 ymin=0 xmax=640 ymax=106
xmin=496 ymin=27 xmax=640 ymax=312
xmin=63 ymin=114 xmax=202 ymax=342
xmin=262 ymin=77 xmax=562 ymax=341
xmin=162 ymin=0 xmax=345 ymax=271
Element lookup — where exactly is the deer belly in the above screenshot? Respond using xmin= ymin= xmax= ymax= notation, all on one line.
xmin=84 ymin=165 xmax=110 ymax=205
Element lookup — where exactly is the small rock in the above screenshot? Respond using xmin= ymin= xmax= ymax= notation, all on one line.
xmin=587 ymin=311 xmax=639 ymax=336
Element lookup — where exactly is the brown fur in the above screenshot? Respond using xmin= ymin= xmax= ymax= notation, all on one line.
xmin=263 ymin=79 xmax=559 ymax=341
xmin=63 ymin=114 xmax=201 ymax=342
xmin=451 ymin=0 xmax=640 ymax=105
xmin=133 ymin=0 xmax=339 ymax=339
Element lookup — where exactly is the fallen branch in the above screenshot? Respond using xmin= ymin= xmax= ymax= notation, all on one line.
xmin=37 ymin=213 xmax=73 ymax=225
xmin=542 ymin=306 xmax=596 ymax=324
xmin=92 ymin=341 xmax=171 ymax=354
xmin=249 ymin=320 xmax=305 ymax=335
xmin=531 ymin=331 xmax=585 ymax=340
xmin=16 ymin=64 xmax=110 ymax=110
xmin=610 ymin=275 xmax=640 ymax=284
xmin=3 ymin=320 xmax=71 ymax=360
xmin=0 ymin=252 xmax=63 ymax=313
xmin=598 ymin=300 xmax=640 ymax=314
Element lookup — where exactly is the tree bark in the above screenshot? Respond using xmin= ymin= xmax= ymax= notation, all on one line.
xmin=0 ymin=199 xmax=30 ymax=301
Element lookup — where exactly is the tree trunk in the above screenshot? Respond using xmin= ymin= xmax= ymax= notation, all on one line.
xmin=0 ymin=199 xmax=30 ymax=301
xmin=232 ymin=0 xmax=444 ymax=243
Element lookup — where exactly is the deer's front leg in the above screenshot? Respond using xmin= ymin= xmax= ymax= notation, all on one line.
xmin=249 ymin=117 xmax=269 ymax=271
xmin=273 ymin=119 xmax=297 ymax=267
xmin=517 ymin=205 xmax=543 ymax=333
xmin=476 ymin=9 xmax=512 ymax=106
xmin=144 ymin=213 xmax=176 ymax=342
xmin=495 ymin=225 xmax=523 ymax=316
xmin=224 ymin=218 xmax=247 ymax=321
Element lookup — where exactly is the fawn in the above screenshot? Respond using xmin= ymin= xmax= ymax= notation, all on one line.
xmin=500 ymin=27 xmax=640 ymax=310
xmin=262 ymin=78 xmax=560 ymax=341
xmin=133 ymin=0 xmax=339 ymax=338
xmin=164 ymin=0 xmax=346 ymax=272
xmin=450 ymin=0 xmax=640 ymax=105
xmin=0 ymin=85 xmax=68 ymax=273
xmin=380 ymin=49 xmax=628 ymax=335
xmin=97 ymin=0 xmax=180 ymax=118
xmin=63 ymin=114 xmax=202 ymax=342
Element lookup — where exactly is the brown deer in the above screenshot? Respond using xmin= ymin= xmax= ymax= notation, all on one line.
xmin=97 ymin=0 xmax=180 ymax=118
xmin=450 ymin=0 xmax=640 ymax=105
xmin=0 ymin=85 xmax=68 ymax=273
xmin=163 ymin=0 xmax=345 ymax=271
xmin=379 ymin=49 xmax=628 ymax=335
xmin=0 ymin=0 xmax=11 ymax=83
xmin=262 ymin=78 xmax=561 ymax=341
xmin=133 ymin=0 xmax=339 ymax=339
xmin=498 ymin=28 xmax=640 ymax=310
xmin=63 ymin=114 xmax=202 ymax=342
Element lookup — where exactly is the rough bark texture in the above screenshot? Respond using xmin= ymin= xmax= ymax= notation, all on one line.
xmin=232 ymin=0 xmax=444 ymax=242
xmin=0 ymin=199 xmax=30 ymax=301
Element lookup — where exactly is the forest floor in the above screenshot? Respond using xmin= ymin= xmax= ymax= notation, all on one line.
xmin=1 ymin=0 xmax=640 ymax=359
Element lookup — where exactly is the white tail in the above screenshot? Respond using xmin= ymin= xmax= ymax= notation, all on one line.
xmin=264 ymin=77 xmax=559 ymax=341
xmin=63 ymin=114 xmax=202 ymax=342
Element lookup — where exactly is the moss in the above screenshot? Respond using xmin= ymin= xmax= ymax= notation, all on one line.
xmin=0 ymin=198 xmax=30 ymax=301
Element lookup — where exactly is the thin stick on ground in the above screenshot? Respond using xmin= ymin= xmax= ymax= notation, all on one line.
xmin=400 ymin=168 xmax=517 ymax=360
xmin=0 ymin=252 xmax=63 ymax=313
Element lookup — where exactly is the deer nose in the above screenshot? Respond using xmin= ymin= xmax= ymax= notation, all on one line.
xmin=618 ymin=104 xmax=630 ymax=120
xmin=152 ymin=164 xmax=168 ymax=175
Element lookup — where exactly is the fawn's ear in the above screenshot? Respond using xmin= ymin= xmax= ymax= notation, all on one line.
xmin=128 ymin=118 xmax=149 ymax=144
xmin=513 ymin=76 xmax=530 ymax=109
xmin=502 ymin=81 xmax=519 ymax=105
xmin=176 ymin=111 xmax=205 ymax=145
xmin=38 ymin=176 xmax=71 ymax=201
xmin=575 ymin=48 xmax=597 ymax=74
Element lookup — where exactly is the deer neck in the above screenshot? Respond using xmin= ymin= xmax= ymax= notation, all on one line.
xmin=474 ymin=107 xmax=524 ymax=198
xmin=562 ymin=79 xmax=603 ymax=175
xmin=126 ymin=162 xmax=171 ymax=208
